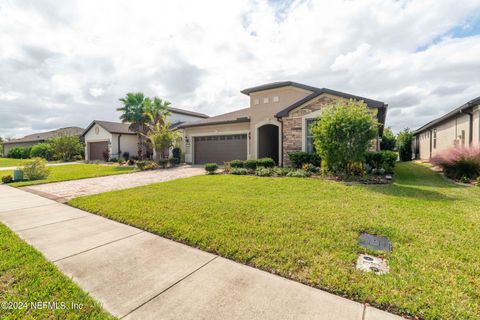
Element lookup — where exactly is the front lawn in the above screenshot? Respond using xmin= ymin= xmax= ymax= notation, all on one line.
xmin=0 ymin=158 xmax=50 ymax=168
xmin=0 ymin=164 xmax=135 ymax=187
xmin=69 ymin=162 xmax=480 ymax=320
xmin=0 ymin=222 xmax=114 ymax=319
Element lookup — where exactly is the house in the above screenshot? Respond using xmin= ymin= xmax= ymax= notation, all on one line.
xmin=1 ymin=127 xmax=84 ymax=157
xmin=178 ymin=81 xmax=387 ymax=166
xmin=82 ymin=107 xmax=208 ymax=161
xmin=413 ymin=96 xmax=480 ymax=160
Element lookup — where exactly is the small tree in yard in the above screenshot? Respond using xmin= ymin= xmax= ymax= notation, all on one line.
xmin=312 ymin=100 xmax=378 ymax=175
xmin=142 ymin=113 xmax=181 ymax=162
xmin=380 ymin=127 xmax=396 ymax=151
xmin=396 ymin=128 xmax=413 ymax=161
xmin=49 ymin=135 xmax=83 ymax=161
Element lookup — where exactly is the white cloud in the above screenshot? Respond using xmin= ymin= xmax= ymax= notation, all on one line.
xmin=0 ymin=0 xmax=480 ymax=137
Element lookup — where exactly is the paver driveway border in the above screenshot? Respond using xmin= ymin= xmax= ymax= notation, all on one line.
xmin=0 ymin=185 xmax=405 ymax=319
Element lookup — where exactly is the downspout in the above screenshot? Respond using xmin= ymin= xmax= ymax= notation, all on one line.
xmin=460 ymin=109 xmax=473 ymax=146
xmin=276 ymin=116 xmax=283 ymax=167
xmin=118 ymin=134 xmax=122 ymax=157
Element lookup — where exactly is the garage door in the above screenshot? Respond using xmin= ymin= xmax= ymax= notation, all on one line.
xmin=194 ymin=134 xmax=247 ymax=164
xmin=89 ymin=141 xmax=108 ymax=161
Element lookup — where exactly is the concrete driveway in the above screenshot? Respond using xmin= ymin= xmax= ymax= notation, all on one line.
xmin=20 ymin=165 xmax=204 ymax=201
xmin=0 ymin=185 xmax=404 ymax=320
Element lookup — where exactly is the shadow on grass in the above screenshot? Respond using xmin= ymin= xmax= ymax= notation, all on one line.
xmin=363 ymin=183 xmax=452 ymax=201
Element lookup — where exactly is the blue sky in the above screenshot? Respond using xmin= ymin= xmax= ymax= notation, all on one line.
xmin=1 ymin=0 xmax=480 ymax=137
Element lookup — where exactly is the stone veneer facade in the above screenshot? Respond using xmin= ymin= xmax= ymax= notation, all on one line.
xmin=281 ymin=95 xmax=378 ymax=167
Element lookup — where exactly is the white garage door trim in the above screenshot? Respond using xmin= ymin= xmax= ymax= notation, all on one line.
xmin=190 ymin=130 xmax=250 ymax=164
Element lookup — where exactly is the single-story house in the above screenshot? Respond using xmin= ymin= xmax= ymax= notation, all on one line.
xmin=1 ymin=126 xmax=84 ymax=157
xmin=413 ymin=96 xmax=480 ymax=160
xmin=178 ymin=81 xmax=387 ymax=166
xmin=82 ymin=107 xmax=208 ymax=161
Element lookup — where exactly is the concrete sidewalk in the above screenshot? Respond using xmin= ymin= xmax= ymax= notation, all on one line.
xmin=0 ymin=185 xmax=404 ymax=320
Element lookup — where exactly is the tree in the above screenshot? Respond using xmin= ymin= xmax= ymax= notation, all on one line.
xmin=380 ymin=127 xmax=396 ymax=151
xmin=142 ymin=113 xmax=181 ymax=162
xmin=117 ymin=92 xmax=150 ymax=159
xmin=396 ymin=128 xmax=413 ymax=161
xmin=49 ymin=135 xmax=83 ymax=161
xmin=312 ymin=100 xmax=378 ymax=174
xmin=0 ymin=136 xmax=3 ymax=156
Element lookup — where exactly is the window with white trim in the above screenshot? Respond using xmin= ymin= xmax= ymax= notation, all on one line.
xmin=306 ymin=119 xmax=316 ymax=153
xmin=273 ymin=96 xmax=279 ymax=102
xmin=263 ymin=97 xmax=269 ymax=103
xmin=253 ymin=99 xmax=259 ymax=105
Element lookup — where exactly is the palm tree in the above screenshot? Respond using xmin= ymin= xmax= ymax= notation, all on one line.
xmin=144 ymin=97 xmax=172 ymax=126
xmin=117 ymin=92 xmax=149 ymax=159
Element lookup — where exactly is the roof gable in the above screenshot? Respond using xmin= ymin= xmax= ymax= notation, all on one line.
xmin=82 ymin=120 xmax=136 ymax=136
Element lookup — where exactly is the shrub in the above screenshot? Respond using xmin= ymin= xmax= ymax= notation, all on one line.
xmin=172 ymin=147 xmax=181 ymax=165
xmin=49 ymin=135 xmax=84 ymax=161
xmin=109 ymin=157 xmax=118 ymax=162
xmin=477 ymin=176 xmax=480 ymax=186
xmin=302 ymin=163 xmax=320 ymax=173
xmin=8 ymin=146 xmax=31 ymax=159
xmin=244 ymin=159 xmax=257 ymax=170
xmin=118 ymin=159 xmax=126 ymax=165
xmin=255 ymin=167 xmax=273 ymax=177
xmin=256 ymin=157 xmax=275 ymax=168
xmin=272 ymin=167 xmax=291 ymax=176
xmin=136 ymin=160 xmax=158 ymax=171
xmin=380 ymin=127 xmax=396 ymax=151
xmin=230 ymin=160 xmax=244 ymax=168
xmin=231 ymin=168 xmax=248 ymax=175
xmin=158 ymin=159 xmax=168 ymax=168
xmin=397 ymin=129 xmax=413 ymax=161
xmin=288 ymin=151 xmax=320 ymax=168
xmin=205 ymin=163 xmax=218 ymax=174
xmin=73 ymin=155 xmax=83 ymax=161
xmin=122 ymin=151 xmax=130 ymax=161
xmin=22 ymin=158 xmax=50 ymax=180
xmin=223 ymin=162 xmax=232 ymax=173
xmin=30 ymin=143 xmax=54 ymax=160
xmin=2 ymin=175 xmax=13 ymax=184
xmin=102 ymin=149 xmax=110 ymax=162
xmin=286 ymin=169 xmax=311 ymax=178
xmin=431 ymin=147 xmax=480 ymax=180
xmin=127 ymin=159 xmax=135 ymax=166
xmin=365 ymin=151 xmax=397 ymax=173
xmin=349 ymin=163 xmax=365 ymax=176
xmin=312 ymin=100 xmax=378 ymax=175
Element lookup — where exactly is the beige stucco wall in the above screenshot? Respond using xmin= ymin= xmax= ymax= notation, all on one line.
xmin=182 ymin=122 xmax=251 ymax=163
xmin=249 ymin=86 xmax=312 ymax=162
xmin=84 ymin=123 xmax=138 ymax=160
xmin=111 ymin=133 xmax=138 ymax=159
xmin=417 ymin=111 xmax=476 ymax=160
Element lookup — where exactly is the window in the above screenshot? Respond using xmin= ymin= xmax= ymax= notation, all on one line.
xmin=263 ymin=97 xmax=269 ymax=103
xmin=253 ymin=99 xmax=259 ymax=105
xmin=273 ymin=96 xmax=279 ymax=102
xmin=306 ymin=119 xmax=316 ymax=153
xmin=461 ymin=130 xmax=465 ymax=146
xmin=433 ymin=129 xmax=437 ymax=149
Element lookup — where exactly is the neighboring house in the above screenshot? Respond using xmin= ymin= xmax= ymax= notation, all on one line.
xmin=82 ymin=107 xmax=208 ymax=161
xmin=178 ymin=81 xmax=387 ymax=166
xmin=413 ymin=96 xmax=480 ymax=160
xmin=1 ymin=127 xmax=84 ymax=157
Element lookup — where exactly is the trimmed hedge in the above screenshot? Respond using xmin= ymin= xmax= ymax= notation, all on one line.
xmin=7 ymin=146 xmax=31 ymax=159
xmin=230 ymin=160 xmax=244 ymax=168
xmin=244 ymin=160 xmax=258 ymax=170
xmin=288 ymin=151 xmax=321 ymax=168
xmin=30 ymin=143 xmax=54 ymax=160
xmin=365 ymin=151 xmax=397 ymax=173
xmin=256 ymin=157 xmax=275 ymax=168
xmin=205 ymin=163 xmax=218 ymax=174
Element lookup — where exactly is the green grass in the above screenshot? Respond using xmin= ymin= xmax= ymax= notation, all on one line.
xmin=0 ymin=158 xmax=47 ymax=168
xmin=0 ymin=164 xmax=135 ymax=187
xmin=0 ymin=222 xmax=114 ymax=319
xmin=69 ymin=162 xmax=480 ymax=320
